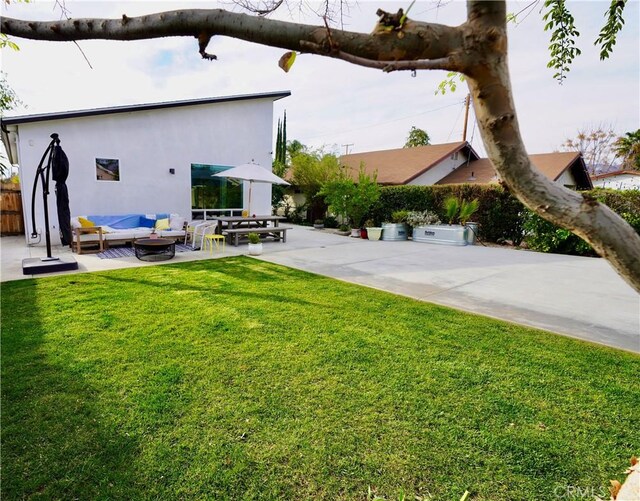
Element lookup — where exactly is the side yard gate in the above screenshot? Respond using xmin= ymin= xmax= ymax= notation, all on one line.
xmin=1 ymin=182 xmax=25 ymax=236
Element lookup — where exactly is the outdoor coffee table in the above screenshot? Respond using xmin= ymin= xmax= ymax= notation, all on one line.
xmin=134 ymin=238 xmax=176 ymax=261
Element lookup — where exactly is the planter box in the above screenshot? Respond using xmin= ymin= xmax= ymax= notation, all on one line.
xmin=381 ymin=223 xmax=408 ymax=241
xmin=412 ymin=224 xmax=467 ymax=246
xmin=366 ymin=227 xmax=383 ymax=240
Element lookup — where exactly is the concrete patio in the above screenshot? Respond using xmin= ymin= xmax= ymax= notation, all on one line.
xmin=2 ymin=225 xmax=638 ymax=353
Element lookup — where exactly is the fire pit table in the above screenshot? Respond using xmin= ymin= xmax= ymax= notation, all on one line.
xmin=134 ymin=238 xmax=176 ymax=261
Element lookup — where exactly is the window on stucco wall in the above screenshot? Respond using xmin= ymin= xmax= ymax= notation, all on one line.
xmin=96 ymin=158 xmax=120 ymax=181
xmin=190 ymin=164 xmax=242 ymax=210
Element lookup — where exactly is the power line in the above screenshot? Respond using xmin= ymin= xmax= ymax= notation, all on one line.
xmin=298 ymin=100 xmax=464 ymax=141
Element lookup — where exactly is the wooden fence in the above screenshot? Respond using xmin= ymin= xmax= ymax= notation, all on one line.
xmin=1 ymin=182 xmax=25 ymax=236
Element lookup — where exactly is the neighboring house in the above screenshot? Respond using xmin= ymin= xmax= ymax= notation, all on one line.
xmin=591 ymin=170 xmax=640 ymax=190
xmin=438 ymin=151 xmax=592 ymax=190
xmin=340 ymin=141 xmax=480 ymax=185
xmin=340 ymin=143 xmax=592 ymax=190
xmin=2 ymin=91 xmax=290 ymax=245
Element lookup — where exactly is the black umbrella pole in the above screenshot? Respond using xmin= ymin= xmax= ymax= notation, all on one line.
xmin=30 ymin=135 xmax=57 ymax=258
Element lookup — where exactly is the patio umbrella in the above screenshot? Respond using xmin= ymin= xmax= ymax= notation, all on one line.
xmin=213 ymin=162 xmax=289 ymax=214
xmin=52 ymin=141 xmax=72 ymax=246
xmin=23 ymin=133 xmax=78 ymax=275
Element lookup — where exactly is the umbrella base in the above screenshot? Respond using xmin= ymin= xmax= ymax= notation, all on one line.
xmin=22 ymin=256 xmax=78 ymax=275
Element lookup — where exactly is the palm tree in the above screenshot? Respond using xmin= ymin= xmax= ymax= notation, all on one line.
xmin=613 ymin=130 xmax=640 ymax=171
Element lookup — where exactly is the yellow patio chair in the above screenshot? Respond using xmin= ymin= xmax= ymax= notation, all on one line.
xmin=203 ymin=232 xmax=226 ymax=254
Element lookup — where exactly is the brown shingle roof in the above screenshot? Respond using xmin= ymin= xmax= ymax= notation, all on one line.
xmin=591 ymin=169 xmax=640 ymax=180
xmin=437 ymin=152 xmax=588 ymax=186
xmin=340 ymin=141 xmax=474 ymax=184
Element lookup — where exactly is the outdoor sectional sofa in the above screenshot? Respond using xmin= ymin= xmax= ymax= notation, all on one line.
xmin=71 ymin=213 xmax=187 ymax=254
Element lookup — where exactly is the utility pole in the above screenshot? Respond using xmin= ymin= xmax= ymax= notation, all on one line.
xmin=342 ymin=143 xmax=354 ymax=155
xmin=462 ymin=94 xmax=471 ymax=142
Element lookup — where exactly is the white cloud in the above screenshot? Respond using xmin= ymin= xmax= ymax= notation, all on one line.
xmin=1 ymin=0 xmax=638 ymax=159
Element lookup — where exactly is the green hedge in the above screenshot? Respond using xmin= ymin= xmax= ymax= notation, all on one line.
xmin=522 ymin=188 xmax=640 ymax=256
xmin=369 ymin=184 xmax=525 ymax=244
xmin=367 ymin=185 xmax=640 ymax=255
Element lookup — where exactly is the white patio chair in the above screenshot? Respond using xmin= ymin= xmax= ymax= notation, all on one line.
xmin=184 ymin=221 xmax=217 ymax=250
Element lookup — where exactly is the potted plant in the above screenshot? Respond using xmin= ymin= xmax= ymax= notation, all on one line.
xmin=458 ymin=198 xmax=480 ymax=244
xmin=247 ymin=232 xmax=262 ymax=255
xmin=313 ymin=219 xmax=325 ymax=229
xmin=337 ymin=224 xmax=351 ymax=236
xmin=381 ymin=210 xmax=409 ymax=241
xmin=364 ymin=219 xmax=382 ymax=240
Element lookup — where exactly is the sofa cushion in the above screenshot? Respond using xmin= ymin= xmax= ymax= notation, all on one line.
xmin=88 ymin=214 xmax=143 ymax=229
xmin=155 ymin=218 xmax=170 ymax=231
xmin=159 ymin=229 xmax=186 ymax=238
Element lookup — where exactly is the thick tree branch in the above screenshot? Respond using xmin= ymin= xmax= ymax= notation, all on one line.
xmin=299 ymin=41 xmax=457 ymax=73
xmin=1 ymin=9 xmax=463 ymax=64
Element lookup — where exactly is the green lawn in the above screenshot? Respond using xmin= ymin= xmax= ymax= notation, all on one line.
xmin=1 ymin=257 xmax=638 ymax=500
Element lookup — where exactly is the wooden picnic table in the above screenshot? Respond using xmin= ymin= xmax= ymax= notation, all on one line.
xmin=211 ymin=215 xmax=285 ymax=233
xmin=210 ymin=215 xmax=289 ymax=246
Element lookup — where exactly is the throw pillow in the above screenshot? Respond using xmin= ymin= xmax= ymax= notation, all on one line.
xmin=139 ymin=217 xmax=156 ymax=228
xmin=169 ymin=216 xmax=186 ymax=231
xmin=78 ymin=216 xmax=95 ymax=228
xmin=155 ymin=218 xmax=170 ymax=231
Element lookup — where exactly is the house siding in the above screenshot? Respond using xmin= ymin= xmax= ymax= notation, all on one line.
xmin=556 ymin=169 xmax=577 ymax=187
xmin=592 ymin=174 xmax=640 ymax=190
xmin=408 ymin=156 xmax=469 ymax=185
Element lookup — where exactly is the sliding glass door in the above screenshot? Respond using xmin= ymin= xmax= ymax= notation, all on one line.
xmin=191 ymin=164 xmax=243 ymax=218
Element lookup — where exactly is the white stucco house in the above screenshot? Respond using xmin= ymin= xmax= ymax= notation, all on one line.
xmin=1 ymin=91 xmax=290 ymax=245
xmin=591 ymin=170 xmax=640 ymax=190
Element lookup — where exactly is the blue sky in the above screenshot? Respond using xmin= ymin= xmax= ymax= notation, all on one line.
xmin=2 ymin=0 xmax=638 ymax=159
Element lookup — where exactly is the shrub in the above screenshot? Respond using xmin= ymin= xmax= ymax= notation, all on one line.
xmin=459 ymin=198 xmax=480 ymax=225
xmin=522 ymin=189 xmax=640 ymax=256
xmin=590 ymin=188 xmax=640 ymax=233
xmin=522 ymin=210 xmax=595 ymax=256
xmin=321 ymin=166 xmax=380 ymax=228
xmin=444 ymin=197 xmax=460 ymax=224
xmin=323 ymin=215 xmax=339 ymax=228
xmin=248 ymin=233 xmax=261 ymax=244
xmin=390 ymin=210 xmax=409 ymax=224
xmin=406 ymin=210 xmax=441 ymax=227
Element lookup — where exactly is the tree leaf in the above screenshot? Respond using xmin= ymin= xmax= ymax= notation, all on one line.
xmin=278 ymin=51 xmax=296 ymax=73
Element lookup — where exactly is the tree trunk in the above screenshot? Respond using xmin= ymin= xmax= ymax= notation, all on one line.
xmin=463 ymin=0 xmax=640 ymax=292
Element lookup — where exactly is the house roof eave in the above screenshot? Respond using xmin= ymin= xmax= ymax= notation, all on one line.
xmin=1 ymin=91 xmax=291 ymax=126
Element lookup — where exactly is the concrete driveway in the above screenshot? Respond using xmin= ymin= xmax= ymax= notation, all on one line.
xmin=2 ymin=226 xmax=638 ymax=353
xmin=256 ymin=226 xmax=640 ymax=353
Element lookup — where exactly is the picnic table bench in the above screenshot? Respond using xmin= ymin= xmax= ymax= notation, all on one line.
xmin=223 ymin=226 xmax=291 ymax=246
